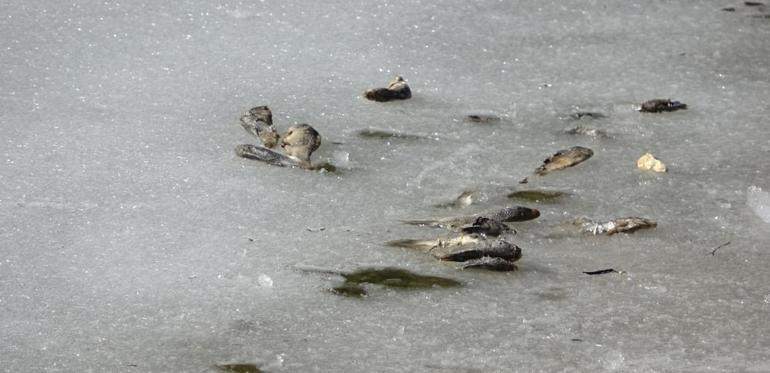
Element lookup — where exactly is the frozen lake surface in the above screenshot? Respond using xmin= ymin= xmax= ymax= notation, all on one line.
xmin=2 ymin=0 xmax=770 ymax=371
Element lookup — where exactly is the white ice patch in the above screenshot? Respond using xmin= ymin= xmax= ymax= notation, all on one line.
xmin=747 ymin=186 xmax=770 ymax=224
xmin=601 ymin=350 xmax=626 ymax=371
xmin=257 ymin=274 xmax=274 ymax=288
xmin=332 ymin=150 xmax=350 ymax=167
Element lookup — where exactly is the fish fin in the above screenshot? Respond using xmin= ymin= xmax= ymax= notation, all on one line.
xmin=241 ymin=116 xmax=280 ymax=148
xmin=401 ymin=219 xmax=439 ymax=227
xmin=235 ymin=144 xmax=300 ymax=168
xmin=385 ymin=239 xmax=439 ymax=249
xmin=534 ymin=164 xmax=551 ymax=176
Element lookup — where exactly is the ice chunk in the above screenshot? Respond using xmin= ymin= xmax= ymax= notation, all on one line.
xmin=747 ymin=186 xmax=770 ymax=223
xmin=332 ymin=150 xmax=350 ymax=167
xmin=257 ymin=274 xmax=274 ymax=288
xmin=601 ymin=350 xmax=626 ymax=371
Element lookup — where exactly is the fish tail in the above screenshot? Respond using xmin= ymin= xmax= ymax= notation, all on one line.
xmin=235 ymin=144 xmax=297 ymax=167
xmin=239 ymin=115 xmax=261 ymax=138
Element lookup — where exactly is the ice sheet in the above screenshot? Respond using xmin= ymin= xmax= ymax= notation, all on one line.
xmin=1 ymin=0 xmax=769 ymax=371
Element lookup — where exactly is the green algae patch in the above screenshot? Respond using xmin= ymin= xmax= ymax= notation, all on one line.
xmin=342 ymin=268 xmax=462 ymax=288
xmin=507 ymin=190 xmax=565 ymax=202
xmin=329 ymin=267 xmax=462 ymax=297
xmin=331 ymin=282 xmax=368 ymax=297
xmin=214 ymin=363 xmax=262 ymax=373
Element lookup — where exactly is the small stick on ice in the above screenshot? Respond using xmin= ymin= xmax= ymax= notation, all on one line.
xmin=710 ymin=241 xmax=731 ymax=256
xmin=583 ymin=268 xmax=616 ymax=275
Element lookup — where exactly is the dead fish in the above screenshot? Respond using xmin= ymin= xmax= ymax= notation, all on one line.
xmin=535 ymin=146 xmax=594 ymax=176
xmin=639 ymin=99 xmax=688 ymax=113
xmin=434 ymin=190 xmax=484 ymax=209
xmin=364 ymin=76 xmax=412 ymax=102
xmin=430 ymin=238 xmax=522 ymax=262
xmin=576 ymin=217 xmax=657 ymax=235
xmin=460 ymin=256 xmax=518 ymax=271
xmin=387 ymin=233 xmax=522 ymax=272
xmin=460 ymin=217 xmax=511 ymax=237
xmin=236 ymin=105 xmax=328 ymax=170
xmin=568 ymin=112 xmax=606 ymax=120
xmin=521 ymin=146 xmax=594 ymax=183
xmin=281 ymin=124 xmax=322 ymax=167
xmin=403 ymin=206 xmax=540 ymax=231
xmin=386 ymin=234 xmax=482 ymax=250
xmin=564 ymin=126 xmax=608 ymax=138
xmin=236 ymin=123 xmax=323 ymax=170
xmin=465 ymin=114 xmax=502 ymax=124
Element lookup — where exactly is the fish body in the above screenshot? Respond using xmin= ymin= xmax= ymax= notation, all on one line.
xmin=460 ymin=217 xmax=511 ymax=237
xmin=388 ymin=233 xmax=523 ymax=272
xmin=430 ymin=238 xmax=522 ymax=263
xmin=386 ymin=234 xmax=481 ymax=250
xmin=535 ymin=146 xmax=594 ymax=176
xmin=639 ymin=99 xmax=687 ymax=113
xmin=235 ymin=144 xmax=304 ymax=168
xmin=403 ymin=206 xmax=540 ymax=231
xmin=364 ymin=76 xmax=412 ymax=102
xmin=236 ymin=106 xmax=324 ymax=170
xmin=281 ymin=124 xmax=321 ymax=166
xmin=464 ymin=114 xmax=501 ymax=123
xmin=577 ymin=217 xmax=657 ymax=235
xmin=460 ymin=257 xmax=518 ymax=271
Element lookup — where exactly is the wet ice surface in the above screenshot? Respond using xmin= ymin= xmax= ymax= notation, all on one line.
xmin=748 ymin=186 xmax=770 ymax=223
xmin=2 ymin=0 xmax=770 ymax=371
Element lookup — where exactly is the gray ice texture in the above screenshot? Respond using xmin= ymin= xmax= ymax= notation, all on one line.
xmin=1 ymin=0 xmax=769 ymax=372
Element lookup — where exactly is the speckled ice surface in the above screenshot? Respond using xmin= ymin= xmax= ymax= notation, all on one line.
xmin=2 ymin=1 xmax=770 ymax=372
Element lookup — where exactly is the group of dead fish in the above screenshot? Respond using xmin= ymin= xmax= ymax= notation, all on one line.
xmin=234 ymin=76 xmax=682 ymax=295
